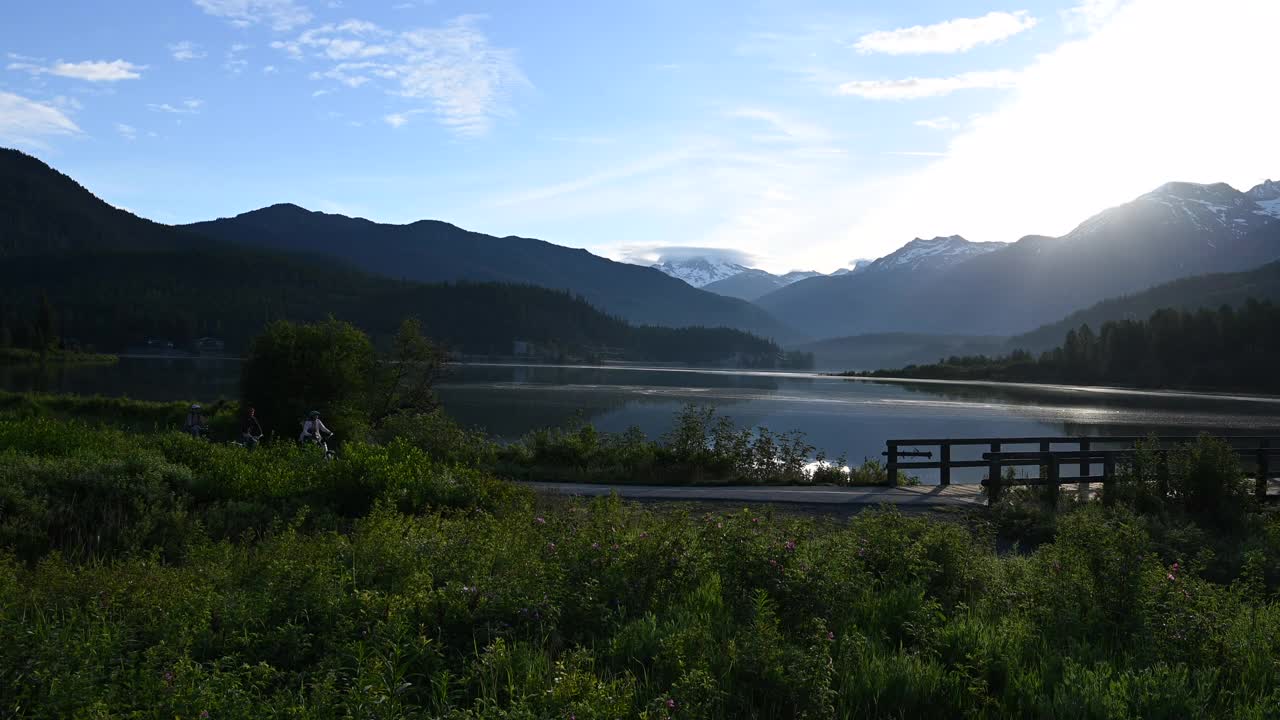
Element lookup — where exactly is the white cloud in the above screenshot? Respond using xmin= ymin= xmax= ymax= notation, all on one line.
xmin=169 ymin=41 xmax=206 ymax=61
xmin=271 ymin=15 xmax=526 ymax=136
xmin=825 ymin=0 xmax=1280 ymax=264
xmin=9 ymin=59 xmax=145 ymax=81
xmin=837 ymin=69 xmax=1020 ymax=99
xmin=1063 ymin=0 xmax=1125 ymax=32
xmin=148 ymin=99 xmax=205 ymax=114
xmin=263 ymin=64 xmax=278 ymax=73
xmin=0 ymin=91 xmax=81 ymax=146
xmin=116 ymin=123 xmax=138 ymax=140
xmin=914 ymin=116 xmax=961 ymax=131
xmin=854 ymin=11 xmax=1038 ymax=55
xmin=193 ymin=0 xmax=312 ymax=31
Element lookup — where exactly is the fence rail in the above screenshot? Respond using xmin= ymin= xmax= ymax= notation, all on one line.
xmin=883 ymin=436 xmax=1278 ymax=504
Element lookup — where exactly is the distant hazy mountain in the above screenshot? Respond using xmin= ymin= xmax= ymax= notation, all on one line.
xmin=831 ymin=260 xmax=873 ymax=277
xmin=758 ymin=181 xmax=1280 ymax=338
xmin=185 ymin=206 xmax=794 ymax=340
xmin=701 ymin=268 xmax=822 ymax=301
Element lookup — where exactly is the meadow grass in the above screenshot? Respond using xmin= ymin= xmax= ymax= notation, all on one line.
xmin=1 ymin=412 xmax=1279 ymax=718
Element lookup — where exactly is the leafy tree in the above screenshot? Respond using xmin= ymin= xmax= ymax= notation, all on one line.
xmin=369 ymin=317 xmax=448 ymax=428
xmin=240 ymin=318 xmax=376 ymax=442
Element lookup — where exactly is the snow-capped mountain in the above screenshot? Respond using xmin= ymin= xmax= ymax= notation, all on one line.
xmin=1065 ymin=180 xmax=1280 ymax=249
xmin=832 ymin=259 xmax=874 ymax=276
xmin=1247 ymin=179 xmax=1280 ymax=219
xmin=866 ymin=235 xmax=1004 ymax=273
xmin=650 ymin=257 xmax=749 ymax=287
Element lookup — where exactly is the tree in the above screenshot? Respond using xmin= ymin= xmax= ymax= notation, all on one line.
xmin=369 ymin=317 xmax=449 ymax=428
xmin=240 ymin=318 xmax=377 ymax=442
xmin=34 ymin=292 xmax=57 ymax=353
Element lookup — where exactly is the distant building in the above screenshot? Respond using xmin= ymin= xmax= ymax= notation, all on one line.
xmin=196 ymin=337 xmax=226 ymax=354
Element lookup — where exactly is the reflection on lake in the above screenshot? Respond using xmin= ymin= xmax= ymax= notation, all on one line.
xmin=6 ymin=359 xmax=1280 ymax=483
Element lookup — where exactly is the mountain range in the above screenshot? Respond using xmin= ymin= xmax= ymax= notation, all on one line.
xmin=186 ymin=206 xmax=792 ymax=340
xmin=0 ymin=148 xmax=788 ymax=364
xmin=650 ymin=257 xmax=872 ymax=302
xmin=5 ymin=144 xmax=1280 ymax=371
xmin=757 ymin=179 xmax=1280 ymax=339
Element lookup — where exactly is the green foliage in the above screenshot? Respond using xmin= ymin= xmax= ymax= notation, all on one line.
xmin=240 ymin=318 xmax=377 ymax=442
xmin=3 ymin=416 xmax=1280 ymax=717
xmin=495 ymin=404 xmax=911 ymax=486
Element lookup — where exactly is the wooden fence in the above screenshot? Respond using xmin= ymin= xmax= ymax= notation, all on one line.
xmin=884 ymin=436 xmax=1279 ymax=503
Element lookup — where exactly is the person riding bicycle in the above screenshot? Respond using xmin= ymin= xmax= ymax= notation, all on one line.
xmin=299 ymin=410 xmax=332 ymax=447
xmin=241 ymin=406 xmax=264 ymax=448
xmin=184 ymin=403 xmax=207 ymax=438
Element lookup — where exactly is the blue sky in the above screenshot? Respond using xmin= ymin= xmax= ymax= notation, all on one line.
xmin=3 ymin=0 xmax=1278 ymax=272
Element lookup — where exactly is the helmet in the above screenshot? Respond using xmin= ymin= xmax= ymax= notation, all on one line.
xmin=190 ymin=403 xmax=202 ymax=411
xmin=308 ymin=410 xmax=321 ymax=418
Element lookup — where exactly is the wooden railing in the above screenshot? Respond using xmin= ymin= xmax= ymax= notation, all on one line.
xmin=884 ymin=436 xmax=1279 ymax=503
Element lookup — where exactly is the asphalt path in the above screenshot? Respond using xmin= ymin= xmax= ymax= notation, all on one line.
xmin=524 ymin=482 xmax=988 ymax=508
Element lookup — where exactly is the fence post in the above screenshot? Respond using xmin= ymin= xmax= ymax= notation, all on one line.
xmin=1078 ymin=438 xmax=1091 ymax=500
xmin=1258 ymin=440 xmax=1271 ymax=501
xmin=986 ymin=441 xmax=1002 ymax=505
xmin=1157 ymin=448 xmax=1170 ymax=499
xmin=940 ymin=442 xmax=951 ymax=486
xmin=886 ymin=441 xmax=898 ymax=488
xmin=1103 ymin=455 xmax=1116 ymax=506
xmin=1046 ymin=453 xmax=1060 ymax=509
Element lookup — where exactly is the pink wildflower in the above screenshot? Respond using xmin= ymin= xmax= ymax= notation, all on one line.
xmin=535 ymin=516 xmax=546 ymax=525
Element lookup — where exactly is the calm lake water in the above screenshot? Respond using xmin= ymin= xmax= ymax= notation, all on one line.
xmin=7 ymin=357 xmax=1280 ymax=483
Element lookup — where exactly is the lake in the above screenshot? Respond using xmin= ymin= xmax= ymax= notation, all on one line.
xmin=7 ymin=357 xmax=1280 ymax=483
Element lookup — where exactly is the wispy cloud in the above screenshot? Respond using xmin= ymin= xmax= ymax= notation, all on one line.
xmin=8 ymin=59 xmax=145 ymax=81
xmin=854 ymin=11 xmax=1038 ymax=55
xmin=169 ymin=41 xmax=206 ymax=61
xmin=193 ymin=0 xmax=312 ymax=31
xmin=224 ymin=43 xmax=251 ymax=74
xmin=914 ymin=116 xmax=961 ymax=131
xmin=148 ymin=99 xmax=205 ymax=114
xmin=837 ymin=69 xmax=1020 ymax=99
xmin=271 ymin=15 xmax=527 ymax=136
xmin=116 ymin=123 xmax=138 ymax=140
xmin=884 ymin=150 xmax=949 ymax=157
xmin=728 ymin=108 xmax=833 ymax=144
xmin=0 ymin=91 xmax=81 ymax=146
xmin=384 ymin=109 xmax=427 ymax=127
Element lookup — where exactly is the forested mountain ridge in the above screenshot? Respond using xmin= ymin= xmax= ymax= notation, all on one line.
xmin=184 ymin=203 xmax=795 ymax=340
xmin=1010 ymin=259 xmax=1280 ymax=352
xmin=758 ymin=180 xmax=1280 ymax=338
xmin=0 ymin=148 xmax=795 ymax=366
xmin=860 ymin=300 xmax=1280 ymax=393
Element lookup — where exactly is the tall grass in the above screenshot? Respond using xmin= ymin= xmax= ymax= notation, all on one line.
xmin=1 ymin=415 xmax=1280 ymax=717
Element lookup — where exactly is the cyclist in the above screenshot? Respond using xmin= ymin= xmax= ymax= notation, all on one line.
xmin=184 ymin=403 xmax=207 ymax=438
xmin=241 ymin=406 xmax=264 ymax=448
xmin=299 ymin=410 xmax=333 ymax=447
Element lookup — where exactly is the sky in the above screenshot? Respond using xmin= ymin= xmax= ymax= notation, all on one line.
xmin=3 ymin=0 xmax=1279 ymax=273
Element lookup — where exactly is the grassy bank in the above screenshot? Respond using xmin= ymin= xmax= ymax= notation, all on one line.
xmin=0 ymin=348 xmax=118 ymax=366
xmin=1 ymin=414 xmax=1280 ymax=717
xmin=0 ymin=392 xmax=912 ymax=487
